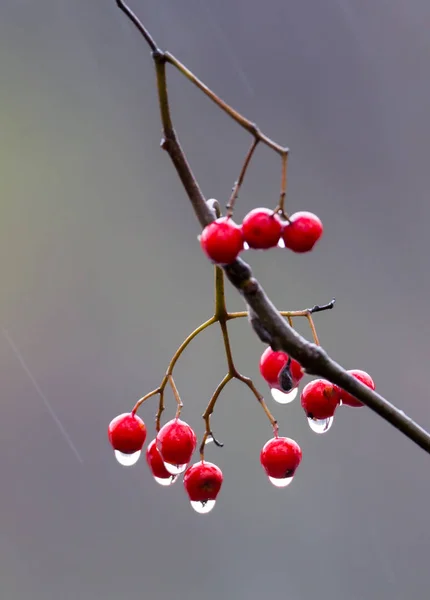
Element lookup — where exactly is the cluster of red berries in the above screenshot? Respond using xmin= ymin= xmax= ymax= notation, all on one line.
xmin=107 ymin=351 xmax=373 ymax=513
xmin=259 ymin=346 xmax=375 ymax=432
xmin=107 ymin=411 xmax=303 ymax=513
xmin=200 ymin=208 xmax=323 ymax=264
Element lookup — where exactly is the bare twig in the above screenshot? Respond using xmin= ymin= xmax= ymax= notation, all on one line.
xmin=114 ymin=2 xmax=430 ymax=455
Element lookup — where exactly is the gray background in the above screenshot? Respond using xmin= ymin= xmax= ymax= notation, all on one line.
xmin=0 ymin=1 xmax=429 ymax=599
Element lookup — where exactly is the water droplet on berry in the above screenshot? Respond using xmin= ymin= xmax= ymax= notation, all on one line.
xmin=114 ymin=450 xmax=141 ymax=466
xmin=268 ymin=475 xmax=294 ymax=488
xmin=243 ymin=241 xmax=250 ymax=250
xmin=153 ymin=475 xmax=178 ymax=487
xmin=277 ymin=237 xmax=286 ymax=248
xmin=307 ymin=416 xmax=334 ymax=434
xmin=164 ymin=462 xmax=187 ymax=475
xmin=190 ymin=499 xmax=216 ymax=514
xmin=270 ymin=387 xmax=298 ymax=404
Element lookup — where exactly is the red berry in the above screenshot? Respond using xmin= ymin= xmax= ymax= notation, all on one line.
xmin=337 ymin=369 xmax=375 ymax=407
xmin=108 ymin=412 xmax=147 ymax=454
xmin=156 ymin=418 xmax=197 ymax=467
xmin=282 ymin=211 xmax=323 ymax=253
xmin=200 ymin=217 xmax=244 ymax=264
xmin=300 ymin=379 xmax=341 ymax=420
xmin=242 ymin=208 xmax=282 ymax=249
xmin=184 ymin=461 xmax=223 ymax=503
xmin=260 ymin=437 xmax=302 ymax=480
xmin=146 ymin=439 xmax=176 ymax=482
xmin=259 ymin=347 xmax=304 ymax=390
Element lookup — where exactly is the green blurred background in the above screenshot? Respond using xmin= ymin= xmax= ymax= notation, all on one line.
xmin=0 ymin=1 xmax=429 ymax=599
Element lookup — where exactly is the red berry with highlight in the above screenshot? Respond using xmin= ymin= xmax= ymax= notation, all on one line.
xmin=242 ymin=208 xmax=282 ymax=249
xmin=300 ymin=379 xmax=341 ymax=420
xmin=156 ymin=418 xmax=197 ymax=467
xmin=259 ymin=347 xmax=304 ymax=390
xmin=146 ymin=439 xmax=175 ymax=480
xmin=337 ymin=369 xmax=375 ymax=407
xmin=184 ymin=461 xmax=223 ymax=503
xmin=108 ymin=412 xmax=147 ymax=454
xmin=260 ymin=437 xmax=302 ymax=479
xmin=200 ymin=216 xmax=244 ymax=264
xmin=282 ymin=211 xmax=323 ymax=253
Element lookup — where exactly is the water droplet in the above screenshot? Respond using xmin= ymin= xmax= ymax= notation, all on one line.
xmin=243 ymin=242 xmax=250 ymax=250
xmin=154 ymin=475 xmax=178 ymax=487
xmin=277 ymin=238 xmax=286 ymax=248
xmin=164 ymin=462 xmax=187 ymax=475
xmin=190 ymin=500 xmax=216 ymax=514
xmin=308 ymin=416 xmax=334 ymax=434
xmin=271 ymin=387 xmax=298 ymax=404
xmin=268 ymin=475 xmax=294 ymax=488
xmin=114 ymin=450 xmax=141 ymax=466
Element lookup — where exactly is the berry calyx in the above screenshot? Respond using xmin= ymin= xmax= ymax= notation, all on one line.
xmin=259 ymin=347 xmax=304 ymax=391
xmin=146 ymin=439 xmax=177 ymax=484
xmin=282 ymin=211 xmax=323 ymax=253
xmin=300 ymin=379 xmax=341 ymax=420
xmin=260 ymin=437 xmax=302 ymax=482
xmin=184 ymin=461 xmax=223 ymax=503
xmin=242 ymin=208 xmax=282 ymax=249
xmin=156 ymin=418 xmax=197 ymax=468
xmin=337 ymin=369 xmax=375 ymax=407
xmin=108 ymin=412 xmax=147 ymax=454
xmin=200 ymin=217 xmax=244 ymax=264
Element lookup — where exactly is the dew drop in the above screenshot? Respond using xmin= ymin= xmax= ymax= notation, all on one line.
xmin=307 ymin=416 xmax=334 ymax=434
xmin=277 ymin=238 xmax=286 ymax=248
xmin=164 ymin=462 xmax=187 ymax=475
xmin=190 ymin=500 xmax=216 ymax=514
xmin=268 ymin=475 xmax=294 ymax=488
xmin=153 ymin=475 xmax=178 ymax=487
xmin=243 ymin=242 xmax=250 ymax=250
xmin=114 ymin=450 xmax=141 ymax=466
xmin=270 ymin=387 xmax=298 ymax=404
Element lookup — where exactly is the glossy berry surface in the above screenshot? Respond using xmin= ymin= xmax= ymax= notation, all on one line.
xmin=300 ymin=379 xmax=341 ymax=420
xmin=146 ymin=439 xmax=175 ymax=479
xmin=242 ymin=208 xmax=282 ymax=249
xmin=337 ymin=369 xmax=375 ymax=407
xmin=259 ymin=347 xmax=304 ymax=390
xmin=156 ymin=418 xmax=197 ymax=466
xmin=200 ymin=217 xmax=244 ymax=264
xmin=108 ymin=412 xmax=147 ymax=454
xmin=260 ymin=437 xmax=302 ymax=479
xmin=282 ymin=211 xmax=323 ymax=253
xmin=184 ymin=461 xmax=223 ymax=502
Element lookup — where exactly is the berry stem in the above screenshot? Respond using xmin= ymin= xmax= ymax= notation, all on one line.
xmin=305 ymin=312 xmax=320 ymax=346
xmin=200 ymin=373 xmax=232 ymax=459
xmin=131 ymin=387 xmax=161 ymax=416
xmin=168 ymin=375 xmax=183 ymax=418
xmin=273 ymin=152 xmax=290 ymax=221
xmin=226 ymin=138 xmax=259 ymax=216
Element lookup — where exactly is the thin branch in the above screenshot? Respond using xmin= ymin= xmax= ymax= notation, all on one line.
xmin=226 ymin=138 xmax=260 ymax=215
xmin=114 ymin=2 xmax=430 ymax=455
xmin=116 ymin=1 xmax=158 ymax=52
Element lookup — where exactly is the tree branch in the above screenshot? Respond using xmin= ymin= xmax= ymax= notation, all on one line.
xmin=114 ymin=1 xmax=430 ymax=455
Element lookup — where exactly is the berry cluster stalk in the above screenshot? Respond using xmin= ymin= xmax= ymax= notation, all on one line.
xmin=114 ymin=1 xmax=430 ymax=455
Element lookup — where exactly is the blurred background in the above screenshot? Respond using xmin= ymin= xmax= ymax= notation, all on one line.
xmin=0 ymin=1 xmax=429 ymax=599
